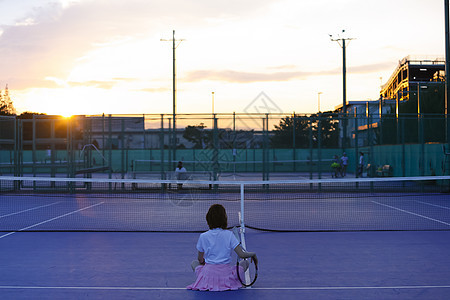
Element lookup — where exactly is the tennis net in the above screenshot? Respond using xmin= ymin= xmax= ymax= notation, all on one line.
xmin=131 ymin=159 xmax=333 ymax=174
xmin=0 ymin=175 xmax=449 ymax=232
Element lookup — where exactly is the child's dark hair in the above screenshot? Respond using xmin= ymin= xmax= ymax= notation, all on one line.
xmin=206 ymin=204 xmax=228 ymax=229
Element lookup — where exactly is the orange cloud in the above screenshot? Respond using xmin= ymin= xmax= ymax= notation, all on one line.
xmin=184 ymin=61 xmax=394 ymax=83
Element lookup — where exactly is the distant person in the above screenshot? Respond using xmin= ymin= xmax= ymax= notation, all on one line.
xmin=331 ymin=155 xmax=341 ymax=178
xmin=175 ymin=161 xmax=187 ymax=189
xmin=340 ymin=152 xmax=348 ymax=177
xmin=187 ymin=204 xmax=258 ymax=291
xmin=358 ymin=152 xmax=364 ymax=177
xmin=46 ymin=147 xmax=51 ymax=162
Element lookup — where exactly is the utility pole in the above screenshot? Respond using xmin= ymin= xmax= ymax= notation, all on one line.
xmin=161 ymin=30 xmax=185 ymax=164
xmin=330 ymin=30 xmax=355 ymax=149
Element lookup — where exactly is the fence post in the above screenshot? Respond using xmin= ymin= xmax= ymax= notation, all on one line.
xmin=318 ymin=113 xmax=322 ymax=179
xmin=160 ymin=114 xmax=165 ymax=181
xmin=309 ymin=116 xmax=313 ymax=179
xmin=292 ymin=112 xmax=296 ymax=172
xmin=354 ymin=113 xmax=359 ymax=177
xmin=213 ymin=116 xmax=219 ymax=182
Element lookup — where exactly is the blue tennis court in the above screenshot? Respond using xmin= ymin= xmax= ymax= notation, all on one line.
xmin=1 ymin=176 xmax=450 ymax=299
xmin=1 ymin=231 xmax=450 ymax=299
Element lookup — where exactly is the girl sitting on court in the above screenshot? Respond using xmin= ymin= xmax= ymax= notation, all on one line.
xmin=187 ymin=204 xmax=258 ymax=291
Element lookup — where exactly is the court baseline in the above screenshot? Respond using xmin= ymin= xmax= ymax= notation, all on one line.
xmin=0 ymin=285 xmax=449 ymax=291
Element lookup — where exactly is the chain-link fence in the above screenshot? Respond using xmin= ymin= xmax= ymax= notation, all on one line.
xmin=0 ymin=112 xmax=448 ymax=179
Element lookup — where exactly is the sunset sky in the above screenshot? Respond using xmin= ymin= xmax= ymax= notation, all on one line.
xmin=0 ymin=0 xmax=446 ymax=116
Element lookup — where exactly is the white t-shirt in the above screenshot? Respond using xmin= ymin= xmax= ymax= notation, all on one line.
xmin=196 ymin=228 xmax=240 ymax=264
xmin=175 ymin=167 xmax=187 ymax=179
xmin=341 ymin=155 xmax=348 ymax=166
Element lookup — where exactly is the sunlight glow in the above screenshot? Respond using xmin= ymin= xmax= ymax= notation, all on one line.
xmin=3 ymin=0 xmax=445 ymax=116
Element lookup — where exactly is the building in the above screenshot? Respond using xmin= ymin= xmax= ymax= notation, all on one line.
xmin=332 ymin=56 xmax=446 ymax=148
xmin=335 ymin=99 xmax=396 ymax=147
xmin=380 ymin=56 xmax=445 ymax=104
xmin=379 ymin=56 xmax=445 ymax=144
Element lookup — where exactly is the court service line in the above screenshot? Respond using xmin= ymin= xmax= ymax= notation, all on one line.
xmin=416 ymin=201 xmax=450 ymax=210
xmin=0 ymin=285 xmax=450 ymax=291
xmin=0 ymin=202 xmax=61 ymax=218
xmin=372 ymin=201 xmax=450 ymax=227
xmin=0 ymin=202 xmax=105 ymax=240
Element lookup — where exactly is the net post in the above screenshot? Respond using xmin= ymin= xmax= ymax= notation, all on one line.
xmin=239 ymin=182 xmax=252 ymax=287
xmin=240 ymin=183 xmax=245 ymax=235
xmin=262 ymin=116 xmax=267 ymax=181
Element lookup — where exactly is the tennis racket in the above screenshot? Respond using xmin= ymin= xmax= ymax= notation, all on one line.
xmin=232 ymin=223 xmax=258 ymax=287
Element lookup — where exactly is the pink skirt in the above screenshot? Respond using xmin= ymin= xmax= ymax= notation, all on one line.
xmin=186 ymin=263 xmax=244 ymax=291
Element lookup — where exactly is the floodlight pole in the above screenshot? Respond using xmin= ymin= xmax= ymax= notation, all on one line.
xmin=318 ymin=92 xmax=323 ymax=112
xmin=330 ymin=31 xmax=355 ymax=149
xmin=161 ymin=30 xmax=185 ymax=164
xmin=212 ymin=92 xmax=215 ymax=114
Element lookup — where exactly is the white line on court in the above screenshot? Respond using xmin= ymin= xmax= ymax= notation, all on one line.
xmin=0 ymin=202 xmax=105 ymax=240
xmin=372 ymin=201 xmax=450 ymax=227
xmin=0 ymin=285 xmax=449 ymax=291
xmin=415 ymin=201 xmax=450 ymax=210
xmin=0 ymin=202 xmax=61 ymax=218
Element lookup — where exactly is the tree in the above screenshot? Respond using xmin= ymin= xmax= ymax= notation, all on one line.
xmin=0 ymin=85 xmax=16 ymax=115
xmin=17 ymin=112 xmax=46 ymax=119
xmin=271 ymin=115 xmax=310 ymax=148
xmin=313 ymin=112 xmax=340 ymax=148
xmin=271 ymin=112 xmax=339 ymax=148
xmin=182 ymin=123 xmax=211 ymax=149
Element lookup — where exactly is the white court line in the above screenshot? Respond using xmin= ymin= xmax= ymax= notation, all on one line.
xmin=416 ymin=201 xmax=450 ymax=210
xmin=372 ymin=201 xmax=450 ymax=227
xmin=0 ymin=285 xmax=449 ymax=291
xmin=0 ymin=202 xmax=104 ymax=239
xmin=0 ymin=202 xmax=61 ymax=218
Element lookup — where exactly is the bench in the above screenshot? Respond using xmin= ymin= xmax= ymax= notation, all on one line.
xmin=376 ymin=165 xmax=393 ymax=177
